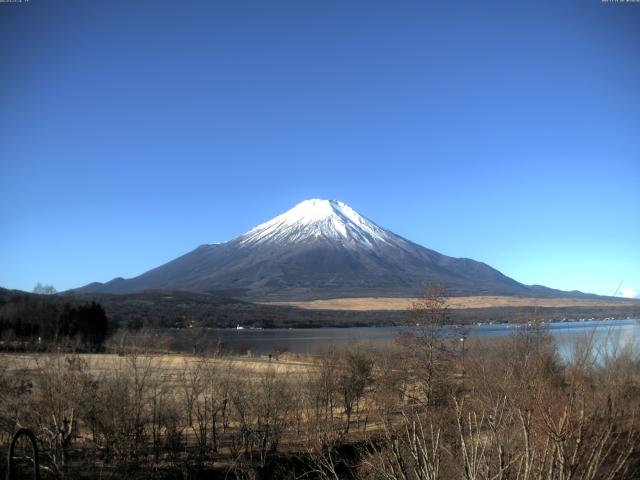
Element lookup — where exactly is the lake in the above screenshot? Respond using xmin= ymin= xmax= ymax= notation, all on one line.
xmin=171 ymin=318 xmax=640 ymax=360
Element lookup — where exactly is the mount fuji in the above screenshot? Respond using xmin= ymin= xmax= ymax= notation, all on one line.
xmin=75 ymin=199 xmax=570 ymax=300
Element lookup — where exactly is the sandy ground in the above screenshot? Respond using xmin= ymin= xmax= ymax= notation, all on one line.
xmin=263 ymin=296 xmax=638 ymax=311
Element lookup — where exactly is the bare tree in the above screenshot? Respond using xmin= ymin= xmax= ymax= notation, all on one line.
xmin=32 ymin=354 xmax=92 ymax=475
xmin=363 ymin=409 xmax=442 ymax=480
xmin=399 ymin=283 xmax=452 ymax=407
xmin=336 ymin=346 xmax=373 ymax=433
xmin=33 ymin=283 xmax=57 ymax=295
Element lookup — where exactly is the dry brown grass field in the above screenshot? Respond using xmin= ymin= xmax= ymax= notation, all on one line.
xmin=264 ymin=295 xmax=637 ymax=311
xmin=0 ymin=352 xmax=318 ymax=387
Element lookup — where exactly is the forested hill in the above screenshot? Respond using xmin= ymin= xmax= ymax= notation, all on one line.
xmin=0 ymin=287 xmax=109 ymax=347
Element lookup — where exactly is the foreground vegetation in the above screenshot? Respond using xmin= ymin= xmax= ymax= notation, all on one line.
xmin=1 ymin=287 xmax=639 ymax=479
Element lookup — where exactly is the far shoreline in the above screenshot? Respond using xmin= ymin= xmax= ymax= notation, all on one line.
xmin=261 ymin=295 xmax=640 ymax=311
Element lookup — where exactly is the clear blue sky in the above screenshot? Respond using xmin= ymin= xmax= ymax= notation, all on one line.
xmin=1 ymin=0 xmax=639 ymax=297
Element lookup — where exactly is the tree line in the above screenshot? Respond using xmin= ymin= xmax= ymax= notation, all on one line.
xmin=0 ymin=291 xmax=109 ymax=349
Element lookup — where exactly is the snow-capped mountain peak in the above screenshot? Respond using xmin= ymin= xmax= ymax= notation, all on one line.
xmin=75 ymin=198 xmax=550 ymax=299
xmin=238 ymin=199 xmax=397 ymax=249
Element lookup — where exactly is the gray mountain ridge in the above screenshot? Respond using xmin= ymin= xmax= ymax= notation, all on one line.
xmin=74 ymin=199 xmax=594 ymax=300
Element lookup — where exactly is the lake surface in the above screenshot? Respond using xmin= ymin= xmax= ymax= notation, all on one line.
xmin=175 ymin=318 xmax=640 ymax=360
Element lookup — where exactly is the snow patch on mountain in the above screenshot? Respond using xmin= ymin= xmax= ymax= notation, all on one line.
xmin=238 ymin=199 xmax=399 ymax=249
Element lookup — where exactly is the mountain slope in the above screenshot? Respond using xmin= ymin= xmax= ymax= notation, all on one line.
xmin=75 ymin=199 xmax=575 ymax=300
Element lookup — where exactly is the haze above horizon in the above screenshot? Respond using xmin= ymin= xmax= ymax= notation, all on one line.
xmin=1 ymin=1 xmax=639 ymax=297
